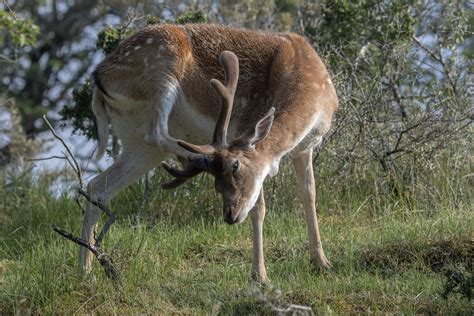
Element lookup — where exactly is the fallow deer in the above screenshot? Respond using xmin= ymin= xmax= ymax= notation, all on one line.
xmin=81 ymin=24 xmax=338 ymax=282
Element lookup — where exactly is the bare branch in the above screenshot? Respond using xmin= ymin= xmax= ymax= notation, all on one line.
xmin=412 ymin=36 xmax=458 ymax=95
xmin=28 ymin=155 xmax=68 ymax=162
xmin=41 ymin=115 xmax=83 ymax=188
xmin=3 ymin=0 xmax=18 ymax=19
xmin=52 ymin=224 xmax=99 ymax=255
xmin=412 ymin=36 xmax=441 ymax=63
xmin=52 ymin=225 xmax=121 ymax=285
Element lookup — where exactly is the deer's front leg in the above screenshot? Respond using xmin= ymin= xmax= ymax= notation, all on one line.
xmin=292 ymin=148 xmax=332 ymax=269
xmin=250 ymin=189 xmax=269 ymax=283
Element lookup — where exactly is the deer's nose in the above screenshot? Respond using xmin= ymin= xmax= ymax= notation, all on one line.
xmin=224 ymin=207 xmax=237 ymax=225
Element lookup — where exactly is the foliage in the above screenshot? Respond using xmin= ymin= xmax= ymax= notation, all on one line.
xmin=59 ymin=81 xmax=96 ymax=140
xmin=146 ymin=15 xmax=162 ymax=25
xmin=0 ymin=10 xmax=39 ymax=47
xmin=60 ymin=2 xmax=472 ymax=183
xmin=0 ymin=0 xmax=111 ymax=137
xmin=301 ymin=0 xmax=472 ymax=199
xmin=305 ymin=0 xmax=416 ymax=54
xmin=0 ymin=4 xmax=40 ymax=172
xmin=97 ymin=26 xmax=125 ymax=55
xmin=174 ymin=10 xmax=208 ymax=24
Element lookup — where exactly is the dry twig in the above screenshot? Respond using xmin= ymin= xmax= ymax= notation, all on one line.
xmin=42 ymin=115 xmax=83 ymax=188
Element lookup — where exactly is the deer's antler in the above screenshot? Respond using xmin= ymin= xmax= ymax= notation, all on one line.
xmin=161 ymin=51 xmax=239 ymax=189
xmin=176 ymin=51 xmax=239 ymax=153
xmin=160 ymin=161 xmax=204 ymax=189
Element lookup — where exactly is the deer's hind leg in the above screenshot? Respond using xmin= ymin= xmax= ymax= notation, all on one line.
xmin=144 ymin=80 xmax=197 ymax=159
xmin=79 ymin=151 xmax=161 ymax=273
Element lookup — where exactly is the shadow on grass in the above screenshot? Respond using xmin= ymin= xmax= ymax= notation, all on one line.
xmin=358 ymin=237 xmax=473 ymax=275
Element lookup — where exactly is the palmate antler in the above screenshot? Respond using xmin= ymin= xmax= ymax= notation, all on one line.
xmin=160 ymin=51 xmax=239 ymax=189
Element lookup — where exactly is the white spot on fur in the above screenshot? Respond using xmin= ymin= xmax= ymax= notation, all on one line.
xmin=125 ymin=52 xmax=130 ymax=57
xmin=146 ymin=38 xmax=153 ymax=44
xmin=134 ymin=45 xmax=141 ymax=50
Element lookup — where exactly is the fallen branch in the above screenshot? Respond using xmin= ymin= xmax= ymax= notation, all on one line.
xmin=52 ymin=225 xmax=120 ymax=284
xmin=272 ymin=304 xmax=313 ymax=314
xmin=78 ymin=189 xmax=116 ymax=247
xmin=253 ymin=285 xmax=314 ymax=315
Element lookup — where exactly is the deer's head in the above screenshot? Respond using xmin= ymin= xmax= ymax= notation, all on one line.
xmin=161 ymin=51 xmax=275 ymax=224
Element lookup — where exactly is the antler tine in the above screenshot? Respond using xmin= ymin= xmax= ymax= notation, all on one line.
xmin=210 ymin=51 xmax=239 ymax=148
xmin=161 ymin=161 xmax=204 ymax=179
xmin=160 ymin=159 xmax=209 ymax=189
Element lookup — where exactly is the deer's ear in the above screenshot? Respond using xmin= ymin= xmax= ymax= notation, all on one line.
xmin=249 ymin=107 xmax=275 ymax=146
xmin=232 ymin=107 xmax=275 ymax=149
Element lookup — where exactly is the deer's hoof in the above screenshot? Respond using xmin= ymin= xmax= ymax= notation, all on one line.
xmin=310 ymin=255 xmax=333 ymax=271
xmin=251 ymin=271 xmax=271 ymax=284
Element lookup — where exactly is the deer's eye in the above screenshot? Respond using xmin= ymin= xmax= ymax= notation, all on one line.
xmin=232 ymin=160 xmax=240 ymax=175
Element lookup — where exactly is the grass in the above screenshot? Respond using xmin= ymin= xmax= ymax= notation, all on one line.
xmin=0 ymin=159 xmax=473 ymax=314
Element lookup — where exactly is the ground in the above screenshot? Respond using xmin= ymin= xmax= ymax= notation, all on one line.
xmin=0 ymin=167 xmax=472 ymax=314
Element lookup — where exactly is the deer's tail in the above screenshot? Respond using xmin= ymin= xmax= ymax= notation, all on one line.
xmin=92 ymin=87 xmax=109 ymax=160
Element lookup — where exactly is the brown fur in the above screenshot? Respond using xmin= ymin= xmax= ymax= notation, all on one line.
xmin=95 ymin=24 xmax=338 ymax=160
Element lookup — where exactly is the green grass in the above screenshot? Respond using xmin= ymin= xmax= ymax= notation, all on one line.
xmin=0 ymin=161 xmax=473 ymax=314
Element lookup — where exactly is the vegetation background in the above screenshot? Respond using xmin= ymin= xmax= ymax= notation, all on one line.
xmin=1 ymin=0 xmax=472 ymax=314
